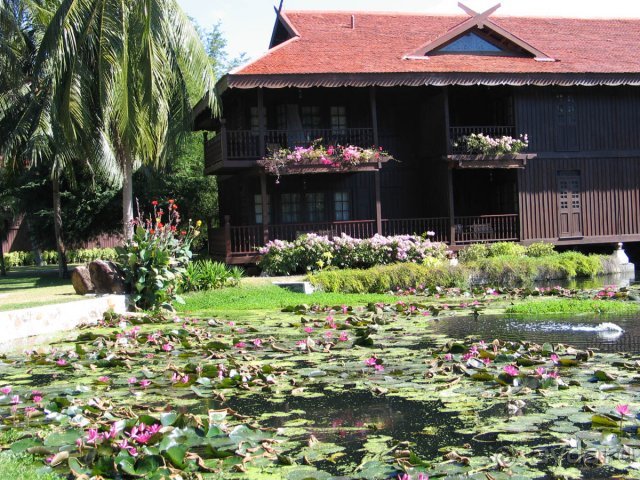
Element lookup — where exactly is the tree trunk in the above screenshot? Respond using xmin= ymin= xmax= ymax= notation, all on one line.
xmin=0 ymin=238 xmax=6 ymax=276
xmin=122 ymin=152 xmax=134 ymax=241
xmin=52 ymin=176 xmax=69 ymax=279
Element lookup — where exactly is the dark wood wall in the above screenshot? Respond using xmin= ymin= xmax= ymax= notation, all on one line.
xmin=515 ymin=86 xmax=640 ymax=243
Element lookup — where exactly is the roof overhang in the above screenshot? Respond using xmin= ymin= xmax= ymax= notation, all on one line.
xmin=219 ymin=72 xmax=640 ymax=92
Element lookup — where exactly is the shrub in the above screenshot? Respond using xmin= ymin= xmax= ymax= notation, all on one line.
xmin=525 ymin=242 xmax=557 ymax=258
xmin=2 ymin=248 xmax=118 ymax=268
xmin=487 ymin=242 xmax=527 ymax=257
xmin=309 ymin=262 xmax=468 ymax=294
xmin=259 ymin=233 xmax=449 ymax=275
xmin=115 ymin=200 xmax=200 ymax=310
xmin=457 ymin=243 xmax=488 ymax=262
xmin=181 ymin=260 xmax=243 ymax=292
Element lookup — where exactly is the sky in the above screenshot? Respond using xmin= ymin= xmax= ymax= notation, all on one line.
xmin=176 ymin=0 xmax=640 ymax=61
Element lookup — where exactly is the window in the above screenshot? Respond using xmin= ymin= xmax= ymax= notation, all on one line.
xmin=305 ymin=193 xmax=325 ymax=222
xmin=330 ymin=106 xmax=347 ymax=134
xmin=438 ymin=32 xmax=502 ymax=53
xmin=334 ymin=192 xmax=350 ymax=221
xmin=281 ymin=193 xmax=301 ymax=223
xmin=301 ymin=106 xmax=321 ymax=130
xmin=555 ymin=94 xmax=578 ymax=151
xmin=254 ymin=194 xmax=271 ymax=224
xmin=250 ymin=107 xmax=267 ymax=133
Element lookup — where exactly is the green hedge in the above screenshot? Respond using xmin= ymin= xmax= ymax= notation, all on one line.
xmin=310 ymin=251 xmax=608 ymax=293
xmin=3 ymin=248 xmax=117 ymax=268
xmin=309 ymin=262 xmax=468 ymax=294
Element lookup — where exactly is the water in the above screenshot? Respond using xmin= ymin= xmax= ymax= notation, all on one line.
xmin=430 ymin=313 xmax=640 ymax=352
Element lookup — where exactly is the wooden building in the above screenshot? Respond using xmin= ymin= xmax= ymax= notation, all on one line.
xmin=193 ymin=5 xmax=640 ymax=264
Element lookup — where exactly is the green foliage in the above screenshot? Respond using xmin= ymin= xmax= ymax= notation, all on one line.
xmin=3 ymin=249 xmax=117 ymax=269
xmin=180 ymin=260 xmax=243 ymax=292
xmin=457 ymin=243 xmax=488 ymax=262
xmin=487 ymin=242 xmax=527 ymax=257
xmin=506 ymin=298 xmax=640 ymax=315
xmin=467 ymin=252 xmax=605 ymax=287
xmin=525 ymin=241 xmax=557 ymax=258
xmin=309 ymin=262 xmax=468 ymax=294
xmin=115 ymin=203 xmax=201 ymax=310
xmin=0 ymin=452 xmax=61 ymax=480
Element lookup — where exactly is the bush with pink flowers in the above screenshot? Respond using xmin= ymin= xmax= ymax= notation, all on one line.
xmin=258 ymin=233 xmax=449 ymax=275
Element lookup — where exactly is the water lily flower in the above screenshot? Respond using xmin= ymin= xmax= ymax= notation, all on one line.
xmin=503 ymin=365 xmax=519 ymax=377
xmin=234 ymin=342 xmax=246 ymax=348
xmin=10 ymin=395 xmax=20 ymax=405
xmin=482 ymin=357 xmax=492 ymax=366
xmin=338 ymin=332 xmax=349 ymax=342
xmin=303 ymin=326 xmax=314 ymax=334
xmin=139 ymin=379 xmax=152 ymax=389
xmin=616 ymin=404 xmax=631 ymax=417
xmin=547 ymin=370 xmax=560 ymax=379
xmin=252 ymin=338 xmax=263 ymax=348
xmin=162 ymin=343 xmax=173 ymax=352
xmin=86 ymin=428 xmax=101 ymax=444
xmin=374 ymin=364 xmax=385 ymax=372
xmin=535 ymin=367 xmax=546 ymax=377
xmin=56 ymin=359 xmax=67 ymax=366
xmin=0 ymin=386 xmax=11 ymax=395
xmin=341 ymin=305 xmax=349 ymax=314
xmin=364 ymin=357 xmax=378 ymax=366
xmin=32 ymin=395 xmax=43 ymax=403
xmin=128 ymin=377 xmax=138 ymax=385
xmin=550 ymin=354 xmax=559 ymax=364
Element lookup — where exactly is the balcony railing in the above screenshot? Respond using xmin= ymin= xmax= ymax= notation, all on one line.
xmin=210 ymin=214 xmax=520 ymax=262
xmin=205 ymin=127 xmax=376 ymax=172
xmin=449 ymin=125 xmax=517 ymax=154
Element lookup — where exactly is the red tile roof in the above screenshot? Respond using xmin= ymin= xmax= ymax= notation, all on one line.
xmin=234 ymin=11 xmax=640 ymax=77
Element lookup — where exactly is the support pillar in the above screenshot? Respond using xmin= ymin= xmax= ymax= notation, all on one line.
xmin=447 ymin=167 xmax=456 ymax=245
xmin=260 ymin=172 xmax=269 ymax=244
xmin=375 ymin=170 xmax=382 ymax=235
xmin=257 ymin=88 xmax=266 ymax=156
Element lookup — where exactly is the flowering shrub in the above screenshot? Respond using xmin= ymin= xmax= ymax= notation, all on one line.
xmin=258 ymin=139 xmax=394 ymax=181
xmin=453 ymin=133 xmax=529 ymax=155
xmin=258 ymin=233 xmax=449 ymax=275
xmin=115 ymin=200 xmax=200 ymax=310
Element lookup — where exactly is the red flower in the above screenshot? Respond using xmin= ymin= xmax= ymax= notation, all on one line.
xmin=151 ymin=200 xmax=158 ymax=206
xmin=168 ymin=199 xmax=174 ymax=204
xmin=170 ymin=226 xmax=177 ymax=232
xmin=172 ymin=204 xmax=178 ymax=210
xmin=180 ymin=230 xmax=187 ymax=236
xmin=157 ymin=223 xmax=164 ymax=228
xmin=150 ymin=229 xmax=155 ymax=235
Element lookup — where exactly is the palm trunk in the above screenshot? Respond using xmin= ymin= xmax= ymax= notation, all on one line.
xmin=52 ymin=176 xmax=68 ymax=279
xmin=122 ymin=151 xmax=134 ymax=241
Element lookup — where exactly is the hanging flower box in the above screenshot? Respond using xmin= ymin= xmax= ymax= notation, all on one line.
xmin=447 ymin=133 xmax=534 ymax=168
xmin=258 ymin=139 xmax=394 ymax=182
xmin=446 ymin=153 xmax=536 ymax=169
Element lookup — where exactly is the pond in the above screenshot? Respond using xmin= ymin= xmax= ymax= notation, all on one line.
xmin=2 ymin=300 xmax=640 ymax=479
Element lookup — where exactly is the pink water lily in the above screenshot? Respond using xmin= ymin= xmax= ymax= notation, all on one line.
xmin=338 ymin=332 xmax=349 ymax=342
xmin=139 ymin=379 xmax=152 ymax=389
xmin=97 ymin=376 xmax=111 ymax=383
xmin=0 ymin=386 xmax=11 ymax=395
xmin=503 ymin=365 xmax=519 ymax=377
xmin=55 ymin=359 xmax=67 ymax=366
xmin=616 ymin=404 xmax=631 ymax=417
xmin=128 ymin=377 xmax=138 ymax=385
xmin=234 ymin=342 xmax=246 ymax=349
xmin=444 ymin=353 xmax=453 ymax=361
xmin=303 ymin=326 xmax=314 ymax=334
xmin=550 ymin=354 xmax=559 ymax=364
xmin=535 ymin=367 xmax=546 ymax=377
xmin=364 ymin=357 xmax=378 ymax=366
xmin=252 ymin=338 xmax=263 ymax=348
xmin=162 ymin=343 xmax=173 ymax=352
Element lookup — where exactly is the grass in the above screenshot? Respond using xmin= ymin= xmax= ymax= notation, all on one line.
xmin=0 ymin=265 xmax=78 ymax=312
xmin=178 ymin=283 xmax=400 ymax=316
xmin=0 ymin=453 xmax=60 ymax=480
xmin=506 ymin=298 xmax=640 ymax=315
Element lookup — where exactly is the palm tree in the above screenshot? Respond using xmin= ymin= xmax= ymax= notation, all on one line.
xmin=35 ymin=0 xmax=218 ymax=240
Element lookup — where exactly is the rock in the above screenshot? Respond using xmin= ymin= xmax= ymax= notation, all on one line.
xmin=89 ymin=260 xmax=126 ymax=294
xmin=71 ymin=266 xmax=94 ymax=295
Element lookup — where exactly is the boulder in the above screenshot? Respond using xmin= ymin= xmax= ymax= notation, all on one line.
xmin=89 ymin=260 xmax=126 ymax=294
xmin=71 ymin=266 xmax=94 ymax=295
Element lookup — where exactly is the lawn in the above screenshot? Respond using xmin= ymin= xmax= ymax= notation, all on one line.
xmin=0 ymin=266 xmax=78 ymax=312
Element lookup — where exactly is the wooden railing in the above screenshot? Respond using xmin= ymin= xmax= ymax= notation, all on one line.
xmin=449 ymin=125 xmax=517 ymax=154
xmin=215 ymin=214 xmax=520 ymax=261
xmin=204 ymin=133 xmax=224 ymax=173
xmin=265 ymin=128 xmax=375 ymax=151
xmin=453 ymin=214 xmax=519 ymax=244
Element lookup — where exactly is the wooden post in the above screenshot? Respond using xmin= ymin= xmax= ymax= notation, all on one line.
xmin=375 ymin=170 xmax=382 ymax=235
xmin=260 ymin=172 xmax=269 ymax=244
xmin=447 ymin=166 xmax=456 ymax=245
xmin=369 ymin=87 xmax=379 ymax=146
xmin=257 ymin=88 xmax=266 ymax=156
xmin=443 ymin=87 xmax=451 ymax=155
xmin=220 ymin=119 xmax=228 ymax=161
xmin=224 ymin=215 xmax=232 ymax=263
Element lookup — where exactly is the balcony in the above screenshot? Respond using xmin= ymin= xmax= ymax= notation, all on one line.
xmin=204 ymin=126 xmax=375 ymax=174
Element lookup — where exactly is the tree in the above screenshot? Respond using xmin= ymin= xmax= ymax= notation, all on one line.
xmin=35 ymin=0 xmax=218 ymax=240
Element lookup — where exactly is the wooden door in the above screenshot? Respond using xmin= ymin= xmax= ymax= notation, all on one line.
xmin=557 ymin=174 xmax=582 ymax=238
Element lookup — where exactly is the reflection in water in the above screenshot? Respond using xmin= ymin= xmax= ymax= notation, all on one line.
xmin=534 ymin=271 xmax=636 ymax=290
xmin=430 ymin=314 xmax=640 ymax=352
